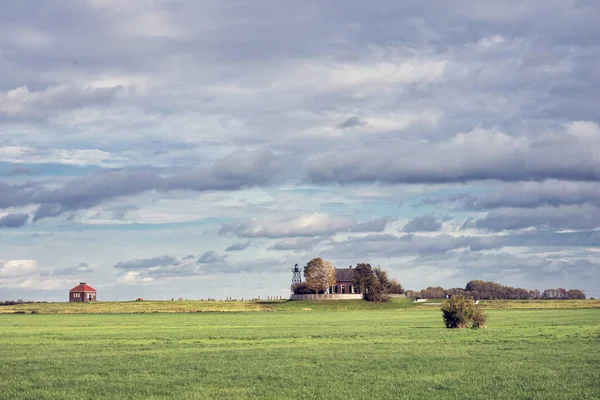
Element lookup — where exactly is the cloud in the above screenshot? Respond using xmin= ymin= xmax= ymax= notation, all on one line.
xmin=225 ymin=241 xmax=251 ymax=252
xmin=403 ymin=214 xmax=443 ymax=232
xmin=0 ymin=84 xmax=123 ymax=121
xmin=450 ymin=181 xmax=600 ymax=210
xmin=114 ymin=256 xmax=181 ymax=270
xmin=197 ymin=251 xmax=228 ymax=264
xmin=220 ymin=215 xmax=393 ymax=239
xmin=0 ymin=146 xmax=123 ymax=167
xmin=349 ymin=217 xmax=392 ymax=232
xmin=220 ymin=213 xmax=354 ymax=238
xmin=324 ymin=233 xmax=503 ymax=258
xmin=44 ymin=262 xmax=95 ymax=277
xmin=411 ymin=251 xmax=600 ymax=289
xmin=308 ymin=123 xmax=600 ymax=184
xmin=336 ymin=116 xmax=367 ymax=130
xmin=114 ymin=255 xmax=198 ymax=281
xmin=0 ymin=260 xmax=38 ymax=278
xmin=268 ymin=237 xmax=326 ymax=251
xmin=0 ymin=213 xmax=29 ymax=228
xmin=474 ymin=205 xmax=600 ymax=231
xmin=1 ymin=148 xmax=278 ymax=221
xmin=112 ymin=253 xmax=293 ymax=281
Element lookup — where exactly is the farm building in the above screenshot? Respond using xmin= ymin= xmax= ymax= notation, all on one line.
xmin=329 ymin=266 xmax=360 ymax=294
xmin=69 ymin=282 xmax=97 ymax=302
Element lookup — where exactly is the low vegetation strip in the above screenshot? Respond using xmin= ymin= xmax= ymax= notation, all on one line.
xmin=0 ymin=309 xmax=598 ymax=399
xmin=1 ymin=298 xmax=599 ymax=314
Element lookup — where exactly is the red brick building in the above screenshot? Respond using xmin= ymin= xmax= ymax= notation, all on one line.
xmin=69 ymin=282 xmax=97 ymax=302
xmin=329 ymin=266 xmax=360 ymax=294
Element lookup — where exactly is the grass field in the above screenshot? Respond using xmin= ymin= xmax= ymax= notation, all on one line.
xmin=1 ymin=308 xmax=599 ymax=399
xmin=2 ymin=298 xmax=599 ymax=314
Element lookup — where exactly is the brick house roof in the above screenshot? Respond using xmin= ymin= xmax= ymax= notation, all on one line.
xmin=69 ymin=282 xmax=96 ymax=292
xmin=335 ymin=267 xmax=356 ymax=282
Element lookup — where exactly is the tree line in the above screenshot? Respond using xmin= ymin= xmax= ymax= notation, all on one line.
xmin=406 ymin=280 xmax=586 ymax=300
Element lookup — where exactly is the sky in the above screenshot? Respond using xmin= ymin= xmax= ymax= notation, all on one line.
xmin=1 ymin=0 xmax=600 ymax=301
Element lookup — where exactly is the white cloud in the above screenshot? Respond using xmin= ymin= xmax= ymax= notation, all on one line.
xmin=0 ymin=259 xmax=37 ymax=278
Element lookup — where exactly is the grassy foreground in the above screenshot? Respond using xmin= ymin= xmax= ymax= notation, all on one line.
xmin=1 ymin=309 xmax=599 ymax=399
xmin=2 ymin=298 xmax=599 ymax=314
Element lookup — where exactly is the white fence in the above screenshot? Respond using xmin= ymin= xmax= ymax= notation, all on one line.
xmin=289 ymin=293 xmax=408 ymax=301
xmin=289 ymin=293 xmax=363 ymax=301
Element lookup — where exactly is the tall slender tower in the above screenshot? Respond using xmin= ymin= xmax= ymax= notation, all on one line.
xmin=291 ymin=263 xmax=302 ymax=289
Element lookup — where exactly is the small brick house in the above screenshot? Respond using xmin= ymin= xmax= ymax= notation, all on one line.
xmin=328 ymin=266 xmax=360 ymax=294
xmin=69 ymin=282 xmax=97 ymax=302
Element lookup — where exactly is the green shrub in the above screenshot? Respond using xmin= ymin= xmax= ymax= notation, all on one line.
xmin=441 ymin=295 xmax=488 ymax=329
xmin=441 ymin=295 xmax=474 ymax=328
xmin=471 ymin=307 xmax=488 ymax=328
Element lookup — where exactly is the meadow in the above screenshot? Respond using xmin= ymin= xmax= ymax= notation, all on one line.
xmin=1 ymin=298 xmax=599 ymax=314
xmin=1 ymin=307 xmax=599 ymax=399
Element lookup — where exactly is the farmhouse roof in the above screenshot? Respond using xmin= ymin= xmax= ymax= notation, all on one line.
xmin=335 ymin=267 xmax=356 ymax=282
xmin=69 ymin=282 xmax=96 ymax=292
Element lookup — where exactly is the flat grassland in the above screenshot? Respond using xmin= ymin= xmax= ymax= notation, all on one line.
xmin=2 ymin=298 xmax=599 ymax=313
xmin=1 ymin=308 xmax=599 ymax=399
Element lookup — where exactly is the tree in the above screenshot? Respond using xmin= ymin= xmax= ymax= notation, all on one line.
xmin=291 ymin=282 xmax=315 ymax=295
xmin=567 ymin=289 xmax=585 ymax=300
xmin=370 ymin=267 xmax=391 ymax=302
xmin=353 ymin=263 xmax=375 ymax=300
xmin=388 ymin=279 xmax=404 ymax=294
xmin=304 ymin=258 xmax=336 ymax=293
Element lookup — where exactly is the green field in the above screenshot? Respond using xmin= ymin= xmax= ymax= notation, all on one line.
xmin=1 ymin=308 xmax=599 ymax=399
xmin=2 ymin=298 xmax=599 ymax=314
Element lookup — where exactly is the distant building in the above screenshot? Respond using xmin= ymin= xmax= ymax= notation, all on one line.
xmin=328 ymin=266 xmax=360 ymax=294
xmin=69 ymin=282 xmax=97 ymax=302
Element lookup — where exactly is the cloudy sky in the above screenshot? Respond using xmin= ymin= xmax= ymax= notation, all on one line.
xmin=1 ymin=0 xmax=600 ymax=301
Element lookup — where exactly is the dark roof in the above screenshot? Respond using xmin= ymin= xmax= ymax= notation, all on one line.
xmin=69 ymin=282 xmax=96 ymax=292
xmin=335 ymin=268 xmax=356 ymax=282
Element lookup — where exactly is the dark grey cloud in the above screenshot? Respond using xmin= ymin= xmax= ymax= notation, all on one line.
xmin=0 ymin=148 xmax=278 ymax=221
xmin=308 ymin=124 xmax=600 ymax=184
xmin=42 ymin=262 xmax=95 ymax=277
xmin=324 ymin=233 xmax=503 ymax=258
xmin=324 ymin=229 xmax=600 ymax=261
xmin=458 ymin=181 xmax=600 ymax=210
xmin=225 ymin=241 xmax=251 ymax=252
xmin=403 ymin=215 xmax=443 ymax=232
xmin=0 ymin=213 xmax=29 ymax=228
xmin=501 ymin=230 xmax=600 ymax=248
xmin=349 ymin=217 xmax=392 ymax=232
xmin=113 ymin=253 xmax=294 ymax=280
xmin=197 ymin=251 xmax=228 ymax=264
xmin=474 ymin=205 xmax=600 ymax=231
xmin=460 ymin=217 xmax=476 ymax=231
xmin=336 ymin=116 xmax=367 ymax=130
xmin=114 ymin=255 xmax=199 ymax=280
